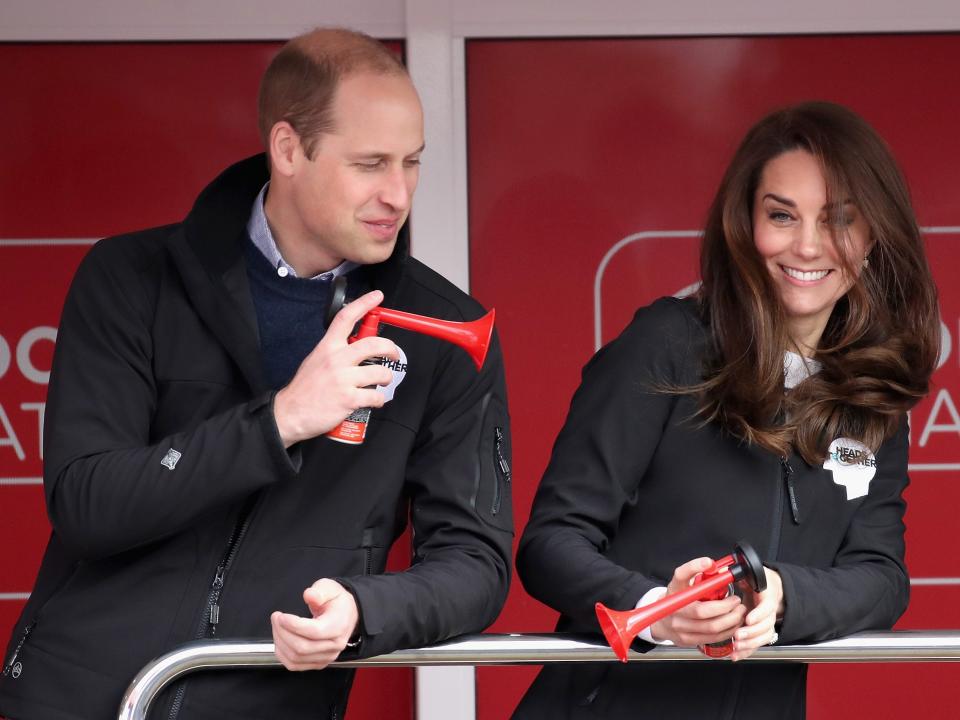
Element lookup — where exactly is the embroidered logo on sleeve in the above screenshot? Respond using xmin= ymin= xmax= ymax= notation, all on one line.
xmin=823 ymin=438 xmax=877 ymax=500
xmin=375 ymin=346 xmax=408 ymax=402
xmin=160 ymin=448 xmax=182 ymax=470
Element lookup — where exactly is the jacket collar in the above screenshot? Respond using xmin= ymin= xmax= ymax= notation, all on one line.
xmin=167 ymin=154 xmax=410 ymax=392
xmin=182 ymin=154 xmax=408 ymax=297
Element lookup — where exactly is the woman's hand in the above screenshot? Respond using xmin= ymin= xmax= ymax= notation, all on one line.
xmin=649 ymin=557 xmax=747 ymax=647
xmin=730 ymin=566 xmax=784 ymax=661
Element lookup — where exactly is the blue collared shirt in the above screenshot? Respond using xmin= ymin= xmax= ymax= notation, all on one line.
xmin=246 ymin=183 xmax=358 ymax=281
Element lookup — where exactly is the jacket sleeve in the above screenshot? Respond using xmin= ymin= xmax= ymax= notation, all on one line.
xmin=338 ymin=327 xmax=514 ymax=657
xmin=43 ymin=239 xmax=295 ymax=560
xmin=516 ymin=299 xmax=693 ymax=627
xmin=769 ymin=419 xmax=911 ymax=643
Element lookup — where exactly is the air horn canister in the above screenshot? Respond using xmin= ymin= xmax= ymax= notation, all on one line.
xmin=325 ymin=278 xmax=495 ymax=444
xmin=595 ymin=542 xmax=766 ymax=662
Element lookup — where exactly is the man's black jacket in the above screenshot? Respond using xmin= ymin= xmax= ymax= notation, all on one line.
xmin=0 ymin=156 xmax=513 ymax=720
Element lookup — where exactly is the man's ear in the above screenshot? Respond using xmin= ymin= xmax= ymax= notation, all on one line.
xmin=269 ymin=121 xmax=301 ymax=177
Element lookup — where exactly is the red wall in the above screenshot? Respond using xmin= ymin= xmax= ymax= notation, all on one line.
xmin=467 ymin=35 xmax=960 ymax=718
xmin=3 ymin=33 xmax=960 ymax=720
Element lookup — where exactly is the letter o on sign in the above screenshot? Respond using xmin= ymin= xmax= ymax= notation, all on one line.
xmin=0 ymin=334 xmax=9 ymax=380
xmin=17 ymin=326 xmax=58 ymax=384
xmin=938 ymin=319 xmax=952 ymax=370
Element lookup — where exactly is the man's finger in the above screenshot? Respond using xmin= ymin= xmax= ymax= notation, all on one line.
xmin=326 ymin=290 xmax=384 ymax=341
xmin=276 ymin=611 xmax=338 ymax=641
xmin=351 ymin=364 xmax=394 ymax=390
xmin=305 ymin=578 xmax=341 ymax=611
xmin=347 ymin=337 xmax=401 ymax=365
xmin=273 ymin=618 xmax=342 ymax=656
xmin=273 ymin=638 xmax=339 ymax=672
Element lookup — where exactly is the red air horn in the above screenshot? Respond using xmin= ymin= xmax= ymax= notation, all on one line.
xmin=595 ymin=542 xmax=766 ymax=661
xmin=325 ymin=277 xmax=495 ymax=444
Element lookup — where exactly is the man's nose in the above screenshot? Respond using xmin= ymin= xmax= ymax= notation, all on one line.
xmin=379 ymin=166 xmax=414 ymax=211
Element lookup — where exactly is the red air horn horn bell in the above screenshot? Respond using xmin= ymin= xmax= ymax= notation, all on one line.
xmin=595 ymin=541 xmax=766 ymax=662
xmin=325 ymin=277 xmax=495 ymax=444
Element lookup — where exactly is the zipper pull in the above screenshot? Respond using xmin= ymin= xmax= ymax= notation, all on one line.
xmin=208 ymin=597 xmax=222 ymax=638
xmin=207 ymin=565 xmax=226 ymax=637
xmin=494 ymin=428 xmax=512 ymax=482
xmin=781 ymin=457 xmax=800 ymax=524
xmin=2 ymin=621 xmax=35 ymax=677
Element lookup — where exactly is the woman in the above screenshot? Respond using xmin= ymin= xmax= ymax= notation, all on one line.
xmin=514 ymin=101 xmax=940 ymax=719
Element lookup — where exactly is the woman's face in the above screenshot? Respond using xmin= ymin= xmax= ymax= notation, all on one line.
xmin=752 ymin=149 xmax=871 ymax=351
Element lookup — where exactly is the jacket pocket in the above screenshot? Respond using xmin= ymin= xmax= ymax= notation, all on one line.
xmin=474 ymin=394 xmax=513 ymax=533
xmin=492 ymin=426 xmax=511 ymax=516
xmin=2 ymin=619 xmax=36 ymax=679
xmin=2 ymin=558 xmax=82 ymax=680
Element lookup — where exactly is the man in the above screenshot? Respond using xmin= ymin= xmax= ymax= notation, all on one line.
xmin=0 ymin=28 xmax=512 ymax=720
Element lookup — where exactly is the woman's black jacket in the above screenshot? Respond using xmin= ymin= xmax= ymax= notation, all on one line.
xmin=515 ymin=297 xmax=909 ymax=720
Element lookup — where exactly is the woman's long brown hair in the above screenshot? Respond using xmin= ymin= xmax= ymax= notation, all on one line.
xmin=697 ymin=101 xmax=940 ymax=464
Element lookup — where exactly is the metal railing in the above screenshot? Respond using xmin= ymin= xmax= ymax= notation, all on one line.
xmin=118 ymin=630 xmax=960 ymax=719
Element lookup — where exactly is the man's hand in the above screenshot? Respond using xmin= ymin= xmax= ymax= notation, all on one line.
xmin=649 ymin=557 xmax=747 ymax=647
xmin=271 ymin=578 xmax=360 ymax=671
xmin=273 ymin=290 xmax=400 ymax=447
xmin=730 ymin=566 xmax=784 ymax=661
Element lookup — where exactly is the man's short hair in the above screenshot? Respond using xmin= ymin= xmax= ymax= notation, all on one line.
xmin=257 ymin=27 xmax=407 ymax=160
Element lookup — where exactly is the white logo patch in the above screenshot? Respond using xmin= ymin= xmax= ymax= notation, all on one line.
xmin=823 ymin=438 xmax=877 ymax=500
xmin=375 ymin=346 xmax=408 ymax=402
xmin=160 ymin=448 xmax=182 ymax=471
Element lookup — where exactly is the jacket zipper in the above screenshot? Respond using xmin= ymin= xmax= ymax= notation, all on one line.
xmin=732 ymin=459 xmax=793 ymax=720
xmin=361 ymin=528 xmax=375 ymax=576
xmin=781 ymin=456 xmax=800 ymax=524
xmin=206 ymin=565 xmax=227 ymax=637
xmin=1 ymin=562 xmax=80 ymax=680
xmin=207 ymin=505 xmax=255 ymax=639
xmin=492 ymin=427 xmax=511 ymax=515
xmin=767 ymin=458 xmax=786 ymax=562
xmin=168 ymin=497 xmax=257 ymax=719
xmin=2 ymin=620 xmax=36 ymax=678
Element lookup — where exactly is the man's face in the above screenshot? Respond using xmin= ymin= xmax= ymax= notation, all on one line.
xmin=287 ymin=71 xmax=424 ymax=269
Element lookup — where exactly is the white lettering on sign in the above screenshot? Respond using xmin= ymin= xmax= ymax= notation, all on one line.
xmin=918 ymin=388 xmax=960 ymax=447
xmin=15 ymin=327 xmax=57 ymax=384
xmin=0 ymin=334 xmax=9 ymax=379
xmin=0 ymin=327 xmax=56 ymax=466
xmin=0 ymin=327 xmax=57 ymax=383
xmin=0 ymin=403 xmax=26 ymax=461
xmin=0 ymin=402 xmax=46 ymax=462
xmin=21 ymin=403 xmax=46 ymax=459
xmin=937 ymin=319 xmax=951 ymax=370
